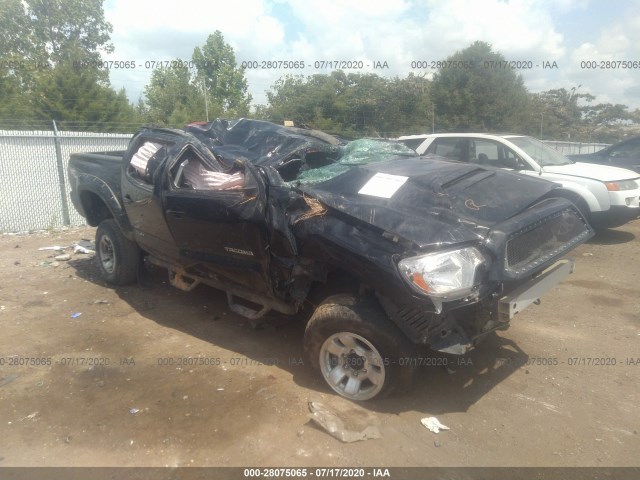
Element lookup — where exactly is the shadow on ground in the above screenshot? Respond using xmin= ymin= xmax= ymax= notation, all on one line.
xmin=588 ymin=227 xmax=635 ymax=245
xmin=68 ymin=256 xmax=527 ymax=416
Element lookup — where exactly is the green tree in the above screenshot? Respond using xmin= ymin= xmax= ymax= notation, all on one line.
xmin=580 ymin=103 xmax=629 ymax=142
xmin=0 ymin=0 xmax=140 ymax=130
xmin=529 ymin=86 xmax=595 ymax=139
xmin=143 ymin=62 xmax=204 ymax=126
xmin=262 ymin=71 xmax=433 ymax=137
xmin=27 ymin=0 xmax=113 ymax=65
xmin=192 ymin=31 xmax=252 ymax=115
xmin=430 ymin=41 xmax=530 ymax=132
xmin=34 ymin=48 xmax=136 ymax=131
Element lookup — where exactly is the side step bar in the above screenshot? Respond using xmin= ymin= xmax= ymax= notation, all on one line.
xmin=148 ymin=257 xmax=297 ymax=320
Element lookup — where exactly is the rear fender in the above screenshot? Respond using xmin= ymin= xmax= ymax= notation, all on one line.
xmin=78 ymin=173 xmax=134 ymax=237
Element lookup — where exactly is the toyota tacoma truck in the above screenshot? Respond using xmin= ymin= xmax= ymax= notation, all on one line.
xmin=69 ymin=119 xmax=593 ymax=401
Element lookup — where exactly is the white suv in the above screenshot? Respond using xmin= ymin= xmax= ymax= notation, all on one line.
xmin=398 ymin=133 xmax=640 ymax=228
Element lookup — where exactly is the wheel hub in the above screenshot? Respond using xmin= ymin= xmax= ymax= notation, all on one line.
xmin=345 ymin=351 xmax=365 ymax=372
xmin=319 ymin=332 xmax=386 ymax=401
xmin=99 ymin=235 xmax=115 ymax=274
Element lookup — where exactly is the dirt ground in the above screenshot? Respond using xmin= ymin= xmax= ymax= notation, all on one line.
xmin=0 ymin=220 xmax=638 ymax=468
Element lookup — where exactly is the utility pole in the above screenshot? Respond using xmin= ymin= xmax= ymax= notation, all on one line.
xmin=432 ymin=105 xmax=435 ymax=133
xmin=200 ymin=80 xmax=209 ymax=121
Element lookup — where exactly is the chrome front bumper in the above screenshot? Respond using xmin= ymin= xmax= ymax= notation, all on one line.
xmin=498 ymin=259 xmax=575 ymax=322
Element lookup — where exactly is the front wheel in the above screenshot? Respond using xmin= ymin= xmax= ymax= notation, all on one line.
xmin=304 ymin=294 xmax=416 ymax=401
xmin=95 ymin=219 xmax=141 ymax=285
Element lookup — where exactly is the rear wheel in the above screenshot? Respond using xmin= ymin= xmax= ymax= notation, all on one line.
xmin=95 ymin=219 xmax=140 ymax=285
xmin=304 ymin=294 xmax=416 ymax=401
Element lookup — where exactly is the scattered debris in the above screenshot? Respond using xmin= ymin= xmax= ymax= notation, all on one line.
xmin=582 ymin=252 xmax=594 ymax=256
xmin=74 ymin=245 xmax=93 ymax=254
xmin=20 ymin=411 xmax=39 ymax=421
xmin=54 ymin=254 xmax=71 ymax=261
xmin=216 ymin=388 xmax=225 ymax=391
xmin=308 ymin=401 xmax=381 ymax=443
xmin=93 ymin=300 xmax=109 ymax=304
xmin=70 ymin=312 xmax=82 ymax=318
xmin=0 ymin=375 xmax=18 ymax=387
xmin=294 ymin=196 xmax=327 ymax=224
xmin=38 ymin=246 xmax=65 ymax=252
xmin=421 ymin=416 xmax=450 ymax=434
xmin=129 ymin=408 xmax=140 ymax=414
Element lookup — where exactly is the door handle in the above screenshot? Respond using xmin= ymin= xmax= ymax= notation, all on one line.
xmin=166 ymin=209 xmax=186 ymax=218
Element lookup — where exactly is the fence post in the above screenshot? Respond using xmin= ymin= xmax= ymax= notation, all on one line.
xmin=52 ymin=120 xmax=71 ymax=226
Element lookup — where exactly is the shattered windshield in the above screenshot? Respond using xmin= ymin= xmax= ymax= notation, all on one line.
xmin=508 ymin=136 xmax=573 ymax=167
xmin=291 ymin=139 xmax=418 ymax=185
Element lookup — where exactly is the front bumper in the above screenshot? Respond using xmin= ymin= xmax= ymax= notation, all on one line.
xmin=498 ymin=258 xmax=574 ymax=322
xmin=591 ymin=204 xmax=640 ymax=228
xmin=379 ymin=258 xmax=577 ymax=354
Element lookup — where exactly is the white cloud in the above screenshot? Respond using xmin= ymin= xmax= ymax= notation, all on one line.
xmin=563 ymin=9 xmax=640 ymax=107
xmin=103 ymin=0 xmax=640 ymax=110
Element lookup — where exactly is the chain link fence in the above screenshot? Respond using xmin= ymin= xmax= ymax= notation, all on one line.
xmin=0 ymin=124 xmax=132 ymax=233
xmin=0 ymin=123 xmax=614 ymax=233
xmin=543 ymin=140 xmax=610 ymax=155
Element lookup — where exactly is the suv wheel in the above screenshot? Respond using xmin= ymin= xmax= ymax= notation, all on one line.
xmin=304 ymin=294 xmax=416 ymax=401
xmin=96 ymin=219 xmax=140 ymax=285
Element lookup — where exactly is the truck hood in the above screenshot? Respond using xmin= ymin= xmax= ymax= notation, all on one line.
xmin=543 ymin=162 xmax=639 ymax=181
xmin=299 ymin=157 xmax=558 ymax=249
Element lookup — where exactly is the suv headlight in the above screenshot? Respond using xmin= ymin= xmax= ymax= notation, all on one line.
xmin=398 ymin=247 xmax=485 ymax=301
xmin=605 ymin=179 xmax=638 ymax=191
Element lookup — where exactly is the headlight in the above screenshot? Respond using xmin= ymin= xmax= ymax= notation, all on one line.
xmin=398 ymin=247 xmax=485 ymax=302
xmin=605 ymin=179 xmax=638 ymax=191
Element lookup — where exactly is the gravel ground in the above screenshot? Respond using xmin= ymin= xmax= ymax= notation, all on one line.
xmin=0 ymin=220 xmax=638 ymax=468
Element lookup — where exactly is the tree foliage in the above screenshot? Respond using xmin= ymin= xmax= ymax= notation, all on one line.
xmin=430 ymin=41 xmax=531 ymax=132
xmin=192 ymin=31 xmax=251 ymax=115
xmin=0 ymin=0 xmax=135 ymax=130
xmin=144 ymin=62 xmax=214 ymax=127
xmin=261 ymin=71 xmax=432 ymax=137
xmin=26 ymin=0 xmax=114 ymax=65
xmin=142 ymin=31 xmax=252 ymax=126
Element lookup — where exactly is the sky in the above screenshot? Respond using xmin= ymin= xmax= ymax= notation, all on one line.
xmin=102 ymin=0 xmax=640 ymax=110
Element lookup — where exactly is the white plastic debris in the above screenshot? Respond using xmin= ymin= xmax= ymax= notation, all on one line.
xmin=74 ymin=245 xmax=93 ymax=254
xmin=54 ymin=254 xmax=71 ymax=261
xmin=38 ymin=246 xmax=65 ymax=251
xmin=421 ymin=416 xmax=450 ymax=433
xmin=308 ymin=401 xmax=381 ymax=443
xmin=129 ymin=408 xmax=140 ymax=414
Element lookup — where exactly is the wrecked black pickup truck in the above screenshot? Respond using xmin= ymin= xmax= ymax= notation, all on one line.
xmin=69 ymin=119 xmax=593 ymax=401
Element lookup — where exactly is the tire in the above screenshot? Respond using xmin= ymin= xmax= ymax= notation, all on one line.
xmin=95 ymin=219 xmax=141 ymax=285
xmin=304 ymin=294 xmax=416 ymax=401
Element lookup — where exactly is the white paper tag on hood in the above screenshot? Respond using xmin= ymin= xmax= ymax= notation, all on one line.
xmin=358 ymin=172 xmax=408 ymax=198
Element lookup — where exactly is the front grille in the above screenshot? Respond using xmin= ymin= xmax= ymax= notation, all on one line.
xmin=506 ymin=207 xmax=590 ymax=276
